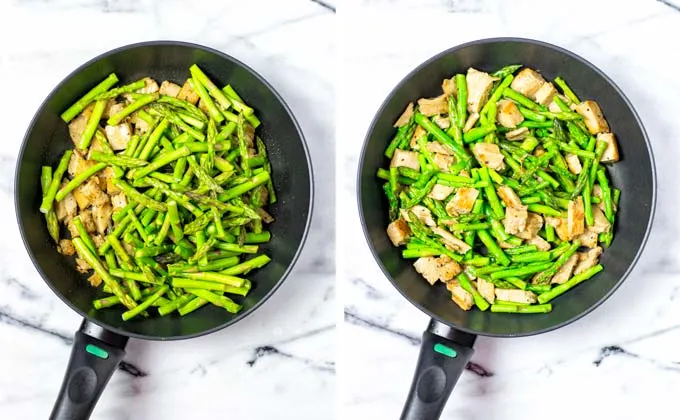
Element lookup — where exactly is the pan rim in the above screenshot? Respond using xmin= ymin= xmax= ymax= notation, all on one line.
xmin=356 ymin=36 xmax=657 ymax=338
xmin=14 ymin=40 xmax=315 ymax=341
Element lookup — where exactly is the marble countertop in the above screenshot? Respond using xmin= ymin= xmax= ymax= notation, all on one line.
xmin=0 ymin=0 xmax=335 ymax=419
xmin=340 ymin=1 xmax=680 ymax=419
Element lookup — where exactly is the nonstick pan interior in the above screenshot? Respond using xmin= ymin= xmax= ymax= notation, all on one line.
xmin=359 ymin=38 xmax=656 ymax=337
xmin=16 ymin=41 xmax=313 ymax=339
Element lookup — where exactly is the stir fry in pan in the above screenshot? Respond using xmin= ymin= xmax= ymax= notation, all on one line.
xmin=379 ymin=65 xmax=620 ymax=314
xmin=40 ymin=65 xmax=275 ymax=320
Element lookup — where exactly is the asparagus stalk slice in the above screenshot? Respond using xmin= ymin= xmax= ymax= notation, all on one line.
xmin=178 ymin=296 xmax=209 ymax=316
xmin=187 ymin=288 xmax=242 ymax=313
xmin=188 ymin=77 xmax=224 ymax=123
xmin=61 ymin=73 xmax=119 ymax=122
xmin=491 ymin=303 xmax=552 ymax=314
xmin=79 ymin=100 xmax=107 ymax=150
xmin=41 ymin=167 xmax=60 ymax=242
xmin=122 ymin=285 xmax=169 ymax=321
xmin=108 ymin=93 xmax=158 ymax=126
xmin=455 ymin=74 xmax=468 ymax=128
xmin=93 ymin=80 xmax=146 ymax=100
xmin=73 ymin=238 xmax=136 ymax=310
xmin=40 ymin=150 xmax=73 ymax=214
xmin=538 ymin=265 xmax=603 ymax=304
xmin=55 ymin=162 xmax=107 ymax=201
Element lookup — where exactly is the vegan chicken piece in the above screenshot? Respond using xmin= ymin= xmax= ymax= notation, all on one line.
xmin=578 ymin=229 xmax=599 ymax=248
xmin=110 ymin=192 xmax=128 ymax=213
xmin=575 ymin=101 xmax=610 ymax=134
xmin=473 ymin=143 xmax=505 ymax=171
xmin=414 ymin=256 xmax=462 ymax=285
xmin=103 ymin=101 xmax=126 ymax=120
xmin=137 ymin=77 xmax=159 ymax=94
xmin=446 ymin=187 xmax=479 ymax=216
xmin=433 ymin=153 xmax=454 ymax=172
xmin=91 ymin=234 xmax=106 ymax=249
xmin=465 ymin=68 xmax=497 ymax=113
xmin=476 ymin=277 xmax=495 ymax=304
xmin=548 ymin=94 xmax=569 ymax=113
xmin=567 ymin=197 xmax=586 ymax=239
xmin=87 ymin=273 xmax=103 ymax=288
xmin=428 ymin=184 xmax=454 ymax=200
xmin=55 ymin=186 xmax=78 ymax=221
xmin=91 ymin=202 xmax=113 ymax=235
xmin=591 ymin=207 xmax=612 ymax=234
xmin=79 ymin=209 xmax=96 ymax=233
xmin=495 ymin=289 xmax=537 ymax=304
xmin=100 ymin=167 xmax=121 ymax=195
xmin=496 ymin=99 xmax=524 ymax=128
xmin=433 ymin=115 xmax=451 ymax=130
xmin=68 ymin=152 xmax=94 ymax=178
xmin=72 ymin=177 xmax=108 ymax=210
xmin=386 ymin=218 xmax=411 ymax=246
xmin=409 ymin=126 xmax=427 ymax=149
xmin=503 ymin=206 xmax=528 ymax=235
xmin=75 ymin=257 xmax=92 ymax=274
xmin=417 ymin=95 xmax=448 ymax=116
xmin=533 ymin=82 xmax=557 ymax=106
xmin=177 ymin=79 xmax=200 ymax=104
xmin=66 ymin=218 xmax=79 ymax=239
xmin=87 ymin=133 xmax=112 ymax=161
xmin=551 ymin=254 xmax=580 ymax=285
xmin=394 ymin=103 xmax=414 ymax=127
xmin=441 ymin=76 xmax=457 ymax=97
xmin=447 ymin=281 xmax=474 ymax=311
xmin=159 ymin=80 xmax=182 ymax=98
xmin=497 ymin=185 xmax=523 ymax=208
xmin=104 ymin=123 xmax=132 ymax=151
xmin=565 ymin=153 xmax=582 ymax=174
xmin=426 ymin=141 xmax=453 ymax=156
xmin=516 ymin=213 xmax=543 ymax=240
xmin=510 ymin=68 xmax=545 ymax=98
xmin=527 ymin=235 xmax=551 ymax=251
xmin=597 ymin=132 xmax=620 ymax=163
xmin=402 ymin=205 xmax=436 ymax=227
xmin=390 ymin=149 xmax=420 ymax=171
xmin=574 ymin=247 xmax=603 ymax=275
xmin=131 ymin=113 xmax=152 ymax=135
xmin=58 ymin=239 xmax=76 ymax=256
xmin=463 ymin=113 xmax=480 ymax=133
xmin=431 ymin=227 xmax=471 ymax=254
xmin=555 ymin=218 xmax=571 ymax=242
xmin=505 ymin=127 xmax=530 ymax=141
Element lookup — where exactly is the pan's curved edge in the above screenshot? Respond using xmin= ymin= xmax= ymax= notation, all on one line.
xmin=15 ymin=40 xmax=315 ymax=341
xmin=356 ymin=37 xmax=657 ymax=338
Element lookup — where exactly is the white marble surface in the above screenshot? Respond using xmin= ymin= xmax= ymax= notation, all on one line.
xmin=0 ymin=1 xmax=335 ymax=419
xmin=340 ymin=1 xmax=680 ymax=419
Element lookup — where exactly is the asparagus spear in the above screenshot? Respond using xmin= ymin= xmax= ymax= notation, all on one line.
xmin=61 ymin=73 xmax=119 ymax=122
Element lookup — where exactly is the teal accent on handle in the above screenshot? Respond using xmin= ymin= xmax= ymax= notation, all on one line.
xmin=85 ymin=344 xmax=109 ymax=359
xmin=433 ymin=343 xmax=457 ymax=358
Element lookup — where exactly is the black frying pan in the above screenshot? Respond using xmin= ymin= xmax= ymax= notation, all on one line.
xmin=358 ymin=38 xmax=656 ymax=419
xmin=15 ymin=41 xmax=313 ymax=419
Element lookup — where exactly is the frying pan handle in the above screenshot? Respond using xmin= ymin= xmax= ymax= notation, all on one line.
xmin=400 ymin=319 xmax=476 ymax=420
xmin=49 ymin=319 xmax=128 ymax=420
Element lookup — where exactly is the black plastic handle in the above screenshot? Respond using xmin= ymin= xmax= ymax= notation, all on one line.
xmin=50 ymin=319 xmax=128 ymax=420
xmin=400 ymin=319 xmax=476 ymax=420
